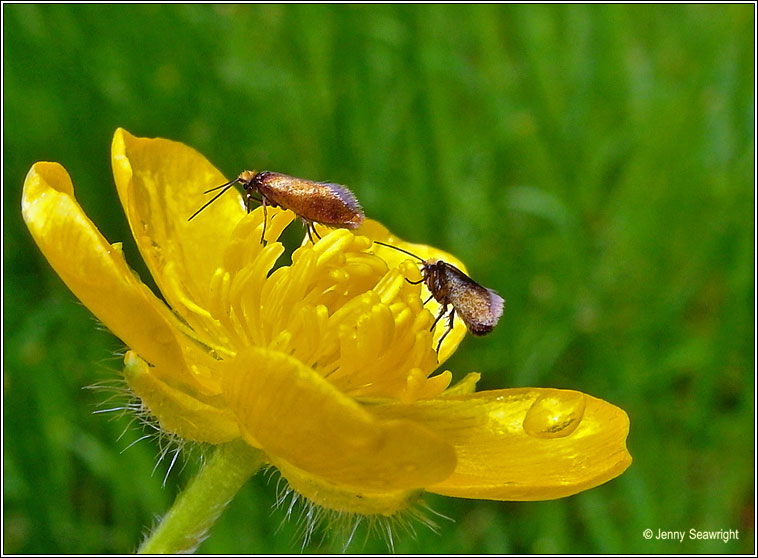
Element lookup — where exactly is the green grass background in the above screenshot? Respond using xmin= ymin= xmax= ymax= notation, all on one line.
xmin=3 ymin=4 xmax=754 ymax=554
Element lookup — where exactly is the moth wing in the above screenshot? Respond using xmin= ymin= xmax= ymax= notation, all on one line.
xmin=316 ymin=181 xmax=365 ymax=227
xmin=443 ymin=265 xmax=504 ymax=335
xmin=260 ymin=173 xmax=364 ymax=228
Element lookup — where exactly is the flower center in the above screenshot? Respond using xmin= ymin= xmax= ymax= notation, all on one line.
xmin=192 ymin=210 xmax=450 ymax=402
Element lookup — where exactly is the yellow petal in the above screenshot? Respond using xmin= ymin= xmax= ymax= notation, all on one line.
xmin=123 ymin=351 xmax=239 ymax=444
xmin=222 ymin=347 xmax=457 ymax=491
xmin=271 ymin=456 xmax=423 ymax=516
xmin=111 ymin=129 xmax=292 ymax=339
xmin=372 ymin=388 xmax=632 ymax=500
xmin=442 ymin=372 xmax=482 ymax=396
xmin=21 ymin=162 xmax=186 ymax=374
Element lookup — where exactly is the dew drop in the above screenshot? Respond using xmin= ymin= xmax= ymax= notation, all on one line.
xmin=523 ymin=392 xmax=586 ymax=439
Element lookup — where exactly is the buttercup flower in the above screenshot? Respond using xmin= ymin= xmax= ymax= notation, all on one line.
xmin=22 ymin=129 xmax=631 ymax=552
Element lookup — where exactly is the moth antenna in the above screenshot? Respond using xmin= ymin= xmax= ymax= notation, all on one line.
xmin=202 ymin=178 xmax=239 ymax=194
xmin=188 ymin=179 xmax=240 ymax=221
xmin=373 ymin=240 xmax=425 ymax=262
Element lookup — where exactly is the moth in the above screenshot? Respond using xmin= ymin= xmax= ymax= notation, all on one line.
xmin=189 ymin=170 xmax=364 ymax=243
xmin=373 ymin=240 xmax=504 ymax=354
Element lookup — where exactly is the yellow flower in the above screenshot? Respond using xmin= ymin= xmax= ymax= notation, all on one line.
xmin=22 ymin=129 xmax=631 ymax=523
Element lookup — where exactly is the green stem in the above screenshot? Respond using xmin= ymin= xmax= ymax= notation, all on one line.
xmin=138 ymin=439 xmax=265 ymax=554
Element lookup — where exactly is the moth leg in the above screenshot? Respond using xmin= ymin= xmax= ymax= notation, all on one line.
xmin=434 ymin=308 xmax=456 ymax=355
xmin=304 ymin=221 xmax=322 ymax=244
xmin=260 ymin=196 xmax=268 ymax=245
xmin=430 ymin=304 xmax=449 ymax=331
xmin=244 ymin=191 xmax=257 ymax=213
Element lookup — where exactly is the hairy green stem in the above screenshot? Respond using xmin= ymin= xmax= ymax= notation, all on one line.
xmin=138 ymin=439 xmax=265 ymax=554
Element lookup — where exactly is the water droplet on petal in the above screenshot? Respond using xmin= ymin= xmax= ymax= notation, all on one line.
xmin=523 ymin=392 xmax=586 ymax=439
